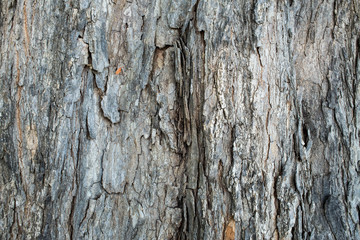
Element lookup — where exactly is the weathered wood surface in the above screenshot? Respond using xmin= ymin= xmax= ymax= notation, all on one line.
xmin=0 ymin=0 xmax=359 ymax=239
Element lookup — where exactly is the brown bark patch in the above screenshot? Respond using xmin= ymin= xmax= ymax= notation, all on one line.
xmin=23 ymin=0 xmax=30 ymax=56
xmin=224 ymin=218 xmax=235 ymax=240
xmin=153 ymin=48 xmax=165 ymax=71
xmin=15 ymin=51 xmax=23 ymax=159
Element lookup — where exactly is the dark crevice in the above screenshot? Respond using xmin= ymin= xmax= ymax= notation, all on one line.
xmin=79 ymin=199 xmax=90 ymax=227
xmin=302 ymin=124 xmax=309 ymax=148
xmin=289 ymin=0 xmax=294 ymax=7
xmin=273 ymin=170 xmax=281 ymax=238
xmin=68 ymin=195 xmax=76 ymax=240
xmin=69 ymin=115 xmax=83 ymax=239
xmin=176 ymin=18 xmax=207 ymax=238
xmin=256 ymin=47 xmax=263 ymax=67
xmin=10 ymin=200 xmax=17 ymax=238
xmin=10 ymin=0 xmax=17 ymax=9
xmin=292 ymin=206 xmax=300 ymax=239
xmin=332 ymin=0 xmax=337 ymax=38
xmin=192 ymin=0 xmax=201 ymax=31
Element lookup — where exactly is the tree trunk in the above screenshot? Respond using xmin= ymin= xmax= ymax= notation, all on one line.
xmin=1 ymin=0 xmax=359 ymax=239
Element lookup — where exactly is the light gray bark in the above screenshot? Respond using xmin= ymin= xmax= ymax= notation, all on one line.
xmin=0 ymin=0 xmax=359 ymax=239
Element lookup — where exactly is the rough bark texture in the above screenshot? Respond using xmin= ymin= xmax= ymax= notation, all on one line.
xmin=1 ymin=0 xmax=359 ymax=239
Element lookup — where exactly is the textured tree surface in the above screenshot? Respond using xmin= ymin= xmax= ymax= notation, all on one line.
xmin=1 ymin=0 xmax=360 ymax=239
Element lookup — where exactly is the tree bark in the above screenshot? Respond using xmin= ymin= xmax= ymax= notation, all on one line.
xmin=1 ymin=0 xmax=359 ymax=239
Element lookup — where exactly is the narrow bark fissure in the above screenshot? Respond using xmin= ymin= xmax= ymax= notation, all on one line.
xmin=273 ymin=178 xmax=280 ymax=239
xmin=79 ymin=200 xmax=90 ymax=227
xmin=176 ymin=20 xmax=208 ymax=237
xmin=68 ymin=195 xmax=76 ymax=240
xmin=69 ymin=129 xmax=82 ymax=240
xmin=10 ymin=200 xmax=17 ymax=239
